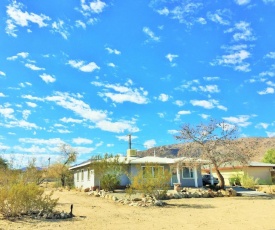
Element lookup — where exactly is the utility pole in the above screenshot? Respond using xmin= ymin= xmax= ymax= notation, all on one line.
xmin=128 ymin=134 xmax=132 ymax=149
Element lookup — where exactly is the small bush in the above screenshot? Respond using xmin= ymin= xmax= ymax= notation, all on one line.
xmin=101 ymin=174 xmax=119 ymax=191
xmin=241 ymin=174 xmax=259 ymax=189
xmin=0 ymin=168 xmax=58 ymax=218
xmin=229 ymin=173 xmax=242 ymax=186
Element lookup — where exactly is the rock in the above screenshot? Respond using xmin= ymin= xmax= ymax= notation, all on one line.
xmin=132 ymin=197 xmax=142 ymax=202
xmin=154 ymin=200 xmax=163 ymax=206
xmin=112 ymin=196 xmax=118 ymax=201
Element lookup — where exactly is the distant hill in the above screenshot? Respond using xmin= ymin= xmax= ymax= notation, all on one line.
xmin=137 ymin=137 xmax=275 ymax=162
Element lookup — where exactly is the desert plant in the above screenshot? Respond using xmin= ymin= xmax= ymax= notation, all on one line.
xmin=229 ymin=173 xmax=242 ymax=186
xmin=129 ymin=163 xmax=171 ymax=200
xmin=101 ymin=173 xmax=120 ymax=191
xmin=241 ymin=173 xmax=259 ymax=189
xmin=0 ymin=168 xmax=58 ymax=218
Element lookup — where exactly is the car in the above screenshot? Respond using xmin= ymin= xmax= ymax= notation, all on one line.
xmin=202 ymin=174 xmax=219 ymax=186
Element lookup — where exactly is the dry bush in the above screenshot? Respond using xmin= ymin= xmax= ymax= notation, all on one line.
xmin=0 ymin=168 xmax=58 ymax=218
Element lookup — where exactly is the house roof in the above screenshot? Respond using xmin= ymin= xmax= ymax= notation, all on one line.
xmin=248 ymin=162 xmax=275 ymax=167
xmin=69 ymin=155 xmax=210 ymax=170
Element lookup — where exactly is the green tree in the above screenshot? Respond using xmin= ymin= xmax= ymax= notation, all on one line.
xmin=262 ymin=149 xmax=275 ymax=164
xmin=175 ymin=119 xmax=256 ymax=189
xmin=49 ymin=144 xmax=77 ymax=187
xmin=129 ymin=163 xmax=171 ymax=200
xmin=89 ymin=154 xmax=127 ymax=191
xmin=0 ymin=156 xmax=8 ymax=169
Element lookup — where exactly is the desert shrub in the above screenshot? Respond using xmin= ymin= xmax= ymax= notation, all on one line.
xmin=101 ymin=173 xmax=120 ymax=191
xmin=229 ymin=173 xmax=242 ymax=186
xmin=0 ymin=168 xmax=58 ymax=218
xmin=129 ymin=164 xmax=171 ymax=200
xmin=241 ymin=174 xmax=259 ymax=189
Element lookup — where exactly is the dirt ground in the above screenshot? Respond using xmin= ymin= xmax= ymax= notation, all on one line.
xmin=1 ymin=189 xmax=275 ymax=230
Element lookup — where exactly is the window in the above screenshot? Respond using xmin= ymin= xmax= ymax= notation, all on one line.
xmin=76 ymin=171 xmax=79 ymax=181
xmin=81 ymin=169 xmax=84 ymax=181
xmin=142 ymin=166 xmax=164 ymax=178
xmin=182 ymin=167 xmax=194 ymax=178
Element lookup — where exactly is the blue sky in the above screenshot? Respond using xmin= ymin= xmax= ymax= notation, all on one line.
xmin=0 ymin=0 xmax=275 ymax=167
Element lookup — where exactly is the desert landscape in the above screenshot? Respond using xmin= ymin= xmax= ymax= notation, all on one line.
xmin=1 ymin=188 xmax=275 ymax=230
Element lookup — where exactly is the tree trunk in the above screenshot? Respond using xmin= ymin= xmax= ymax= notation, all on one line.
xmin=214 ymin=165 xmax=225 ymax=189
xmin=61 ymin=175 xmax=66 ymax=187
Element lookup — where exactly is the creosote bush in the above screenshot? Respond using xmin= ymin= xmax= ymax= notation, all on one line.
xmin=101 ymin=173 xmax=120 ymax=191
xmin=241 ymin=173 xmax=259 ymax=189
xmin=0 ymin=168 xmax=58 ymax=218
xmin=129 ymin=163 xmax=171 ymax=200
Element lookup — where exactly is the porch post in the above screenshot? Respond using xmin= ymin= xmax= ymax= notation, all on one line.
xmin=209 ymin=164 xmax=213 ymax=185
xmin=193 ymin=166 xmax=198 ymax=187
xmin=176 ymin=164 xmax=181 ymax=184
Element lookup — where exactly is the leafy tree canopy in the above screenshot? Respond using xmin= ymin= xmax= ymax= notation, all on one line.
xmin=262 ymin=149 xmax=275 ymax=164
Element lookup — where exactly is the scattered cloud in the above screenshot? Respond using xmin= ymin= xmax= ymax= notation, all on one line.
xmin=257 ymin=87 xmax=274 ymax=95
xmin=175 ymin=110 xmax=191 ymax=120
xmin=265 ymin=52 xmax=275 ymax=59
xmin=173 ymin=100 xmax=185 ymax=107
xmin=0 ymin=71 xmax=6 ymax=76
xmin=72 ymin=137 xmax=93 ymax=145
xmin=92 ymin=80 xmax=149 ymax=104
xmin=207 ymin=9 xmax=231 ymax=25
xmin=75 ymin=20 xmax=86 ymax=29
xmin=157 ymin=93 xmax=170 ymax=102
xmin=7 ymin=52 xmax=29 ymax=60
xmin=235 ymin=0 xmax=251 ymax=5
xmin=167 ymin=129 xmax=178 ymax=135
xmin=39 ymin=73 xmax=56 ymax=83
xmin=190 ymin=99 xmax=227 ymax=111
xmin=25 ymin=63 xmax=45 ymax=71
xmin=6 ymin=1 xmax=50 ymax=37
xmin=81 ymin=0 xmax=107 ymax=14
xmin=199 ymin=114 xmax=210 ymax=120
xmin=68 ymin=60 xmax=100 ymax=72
xmin=223 ymin=115 xmax=253 ymax=127
xmin=26 ymin=102 xmax=37 ymax=108
xmin=143 ymin=139 xmax=156 ymax=149
xmin=256 ymin=122 xmax=269 ymax=129
xmin=51 ymin=20 xmax=69 ymax=39
xmin=225 ymin=21 xmax=255 ymax=42
xmin=143 ymin=27 xmax=160 ymax=42
xmin=105 ymin=47 xmax=121 ymax=55
xmin=166 ymin=53 xmax=179 ymax=62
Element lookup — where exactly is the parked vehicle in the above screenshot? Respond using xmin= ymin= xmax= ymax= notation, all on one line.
xmin=202 ymin=174 xmax=219 ymax=186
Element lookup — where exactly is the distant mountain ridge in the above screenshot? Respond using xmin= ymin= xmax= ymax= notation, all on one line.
xmin=137 ymin=137 xmax=275 ymax=162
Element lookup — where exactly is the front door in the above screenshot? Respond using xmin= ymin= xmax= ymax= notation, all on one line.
xmin=171 ymin=167 xmax=178 ymax=185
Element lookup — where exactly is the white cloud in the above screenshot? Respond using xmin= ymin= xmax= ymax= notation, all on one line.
xmin=222 ymin=115 xmax=252 ymax=127
xmin=197 ymin=17 xmax=207 ymax=24
xmin=226 ymin=21 xmax=255 ymax=42
xmin=257 ymin=87 xmax=274 ymax=95
xmin=266 ymin=132 xmax=275 ymax=137
xmin=60 ymin=117 xmax=83 ymax=124
xmin=72 ymin=137 xmax=93 ymax=145
xmin=144 ymin=139 xmax=156 ymax=149
xmin=105 ymin=47 xmax=121 ymax=55
xmin=203 ymin=76 xmax=220 ymax=81
xmin=26 ymin=102 xmax=37 ymax=108
xmin=7 ymin=52 xmax=29 ymax=60
xmin=95 ymin=119 xmax=139 ymax=133
xmin=256 ymin=123 xmax=269 ymax=129
xmin=6 ymin=1 xmax=50 ymax=37
xmin=0 ymin=106 xmax=14 ymax=119
xmin=235 ymin=0 xmax=251 ymax=5
xmin=25 ymin=63 xmax=45 ymax=71
xmin=116 ymin=135 xmax=137 ymax=142
xmin=75 ymin=20 xmax=86 ymax=29
xmin=107 ymin=63 xmax=116 ymax=68
xmin=265 ymin=52 xmax=275 ymax=59
xmin=80 ymin=0 xmax=107 ymax=14
xmin=22 ymin=110 xmax=31 ymax=120
xmin=207 ymin=10 xmax=230 ymax=25
xmin=51 ymin=20 xmax=69 ymax=39
xmin=262 ymin=0 xmax=275 ymax=4
xmin=39 ymin=73 xmax=56 ymax=83
xmin=0 ymin=93 xmax=6 ymax=97
xmin=157 ymin=112 xmax=165 ymax=118
xmin=157 ymin=7 xmax=169 ymax=16
xmin=0 ymin=71 xmax=6 ymax=76
xmin=173 ymin=100 xmax=185 ymax=107
xmin=167 ymin=129 xmax=178 ymax=135
xmin=166 ymin=53 xmax=179 ymax=62
xmin=19 ymin=138 xmax=64 ymax=146
xmin=199 ymin=85 xmax=220 ymax=93
xmin=92 ymin=81 xmax=149 ymax=104
xmin=175 ymin=110 xmax=191 ymax=121
xmin=190 ymin=99 xmax=227 ymax=110
xmin=143 ymin=27 xmax=160 ymax=42
xmin=158 ymin=93 xmax=170 ymax=102
xmin=199 ymin=114 xmax=210 ymax=120
xmin=68 ymin=60 xmax=100 ymax=72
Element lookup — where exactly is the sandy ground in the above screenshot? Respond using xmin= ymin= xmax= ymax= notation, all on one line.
xmin=1 ymin=189 xmax=275 ymax=230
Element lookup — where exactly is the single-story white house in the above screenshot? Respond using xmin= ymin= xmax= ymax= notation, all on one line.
xmin=69 ymin=149 xmax=210 ymax=190
xmin=204 ymin=162 xmax=275 ymax=185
